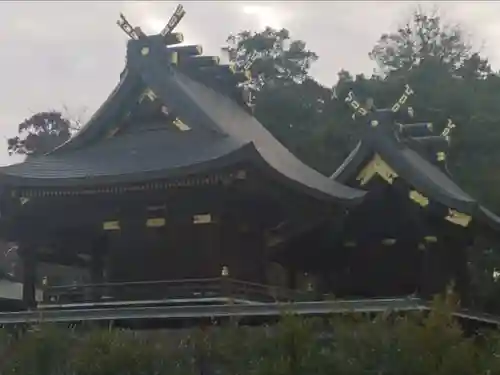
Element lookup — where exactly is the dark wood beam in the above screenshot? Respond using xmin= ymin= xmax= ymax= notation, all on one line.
xmin=171 ymin=45 xmax=203 ymax=58
xmin=20 ymin=245 xmax=37 ymax=308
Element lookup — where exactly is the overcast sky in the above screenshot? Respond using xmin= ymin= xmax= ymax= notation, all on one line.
xmin=0 ymin=1 xmax=499 ymax=166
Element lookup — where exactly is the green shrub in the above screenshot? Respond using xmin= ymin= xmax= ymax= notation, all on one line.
xmin=69 ymin=328 xmax=177 ymax=375
xmin=0 ymin=297 xmax=499 ymax=375
xmin=0 ymin=324 xmax=73 ymax=375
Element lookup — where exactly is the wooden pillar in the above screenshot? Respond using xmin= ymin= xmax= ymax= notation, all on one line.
xmin=20 ymin=245 xmax=37 ymax=309
xmin=419 ymin=244 xmax=433 ymax=298
xmin=455 ymin=246 xmax=470 ymax=305
xmin=287 ymin=266 xmax=297 ymax=290
xmin=89 ymin=236 xmax=107 ymax=302
xmin=421 ymin=240 xmax=450 ymax=299
xmin=317 ymin=270 xmax=330 ymax=296
xmin=447 ymin=234 xmax=471 ymax=306
xmin=256 ymin=223 xmax=267 ymax=285
xmin=90 ymin=253 xmax=104 ymax=283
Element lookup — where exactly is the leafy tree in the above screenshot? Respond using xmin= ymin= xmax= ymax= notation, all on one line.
xmin=457 ymin=52 xmax=492 ymax=80
xmin=224 ymin=27 xmax=331 ymax=173
xmin=5 ymin=109 xmax=83 ymax=286
xmin=369 ymin=8 xmax=477 ymax=76
xmin=224 ymin=27 xmax=318 ymax=89
xmin=7 ymin=110 xmax=79 ymax=158
xmin=253 ymin=78 xmax=333 ymax=170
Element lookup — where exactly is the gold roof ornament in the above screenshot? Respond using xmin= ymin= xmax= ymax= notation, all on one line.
xmin=356 ymin=154 xmax=398 ymax=185
xmin=170 ymin=51 xmax=179 ymax=65
xmin=138 ymin=88 xmax=157 ymax=103
xmin=436 ymin=151 xmax=446 ymax=162
xmin=445 ymin=209 xmax=471 ymax=227
xmin=146 ymin=218 xmax=166 ymax=228
xmin=193 ymin=213 xmax=212 ymax=224
xmin=409 ymin=190 xmax=429 ymax=207
xmin=172 ymin=117 xmax=191 ymax=131
xmin=103 ymin=221 xmax=120 ymax=231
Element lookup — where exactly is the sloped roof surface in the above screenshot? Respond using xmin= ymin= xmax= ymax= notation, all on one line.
xmin=330 ymin=109 xmax=500 ymax=229
xmin=399 ymin=148 xmax=474 ymax=205
xmin=0 ymin=33 xmax=365 ymax=204
xmin=156 ymin=69 xmax=364 ymax=202
xmin=0 ymin=129 xmax=244 ymax=186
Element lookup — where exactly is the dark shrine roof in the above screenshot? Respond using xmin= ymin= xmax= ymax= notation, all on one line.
xmin=0 ymin=31 xmax=365 ymax=204
xmin=0 ymin=129 xmax=243 ymax=183
xmin=331 ymin=109 xmax=500 ymax=230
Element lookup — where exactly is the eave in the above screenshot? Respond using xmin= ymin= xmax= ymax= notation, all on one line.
xmin=329 ymin=110 xmax=500 ymax=231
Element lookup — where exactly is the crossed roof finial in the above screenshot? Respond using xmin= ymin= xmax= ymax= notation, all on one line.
xmin=336 ymin=84 xmax=462 ymax=142
xmin=334 ymin=83 xmax=458 ymax=141
xmin=117 ymin=13 xmax=145 ymax=40
xmin=117 ymin=4 xmax=186 ymax=42
xmin=339 ymin=83 xmax=415 ymax=121
xmin=159 ymin=4 xmax=186 ymax=38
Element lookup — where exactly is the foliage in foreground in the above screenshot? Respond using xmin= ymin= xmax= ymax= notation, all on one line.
xmin=1 ymin=297 xmax=500 ymax=375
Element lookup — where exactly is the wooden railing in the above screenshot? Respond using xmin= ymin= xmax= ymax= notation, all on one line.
xmin=42 ymin=277 xmax=313 ymax=305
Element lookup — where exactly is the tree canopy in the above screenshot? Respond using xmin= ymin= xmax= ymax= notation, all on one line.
xmin=7 ymin=110 xmax=78 ymax=157
xmin=224 ymin=27 xmax=318 ymax=89
xmin=370 ymin=9 xmax=474 ymax=75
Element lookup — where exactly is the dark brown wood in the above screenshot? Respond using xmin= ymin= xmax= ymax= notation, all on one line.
xmin=20 ymin=245 xmax=37 ymax=308
xmin=1 ymin=165 xmax=345 ymax=304
xmin=287 ymin=266 xmax=297 ymax=290
xmin=89 ymin=236 xmax=107 ymax=301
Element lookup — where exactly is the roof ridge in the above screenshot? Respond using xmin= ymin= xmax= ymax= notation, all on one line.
xmin=329 ymin=108 xmax=500 ymax=228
